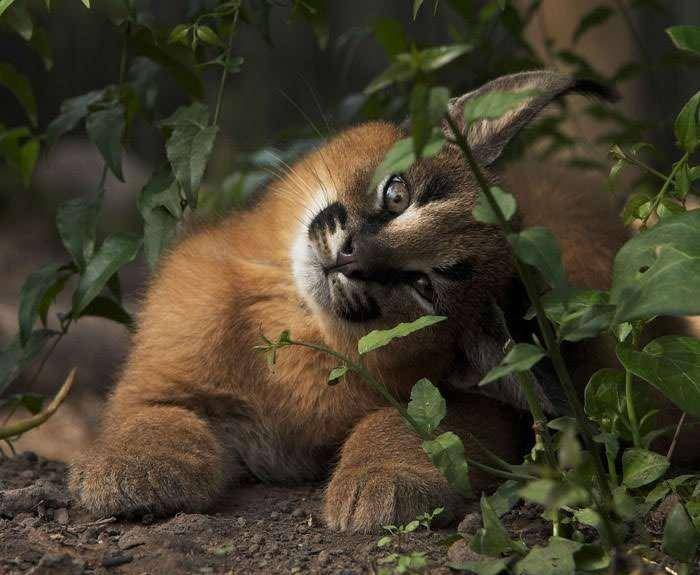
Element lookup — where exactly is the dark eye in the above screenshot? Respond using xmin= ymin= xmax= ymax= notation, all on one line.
xmin=382 ymin=176 xmax=410 ymax=214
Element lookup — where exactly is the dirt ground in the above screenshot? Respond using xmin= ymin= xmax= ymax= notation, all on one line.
xmin=0 ymin=451 xmax=469 ymax=575
xmin=2 ymin=450 xmax=690 ymax=575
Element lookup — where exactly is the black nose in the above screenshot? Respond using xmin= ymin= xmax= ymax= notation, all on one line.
xmin=336 ymin=236 xmax=355 ymax=267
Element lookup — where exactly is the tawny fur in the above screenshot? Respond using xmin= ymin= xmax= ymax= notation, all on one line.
xmin=70 ymin=71 xmax=691 ymax=531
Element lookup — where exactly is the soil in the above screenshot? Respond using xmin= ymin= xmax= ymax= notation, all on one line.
xmin=0 ymin=451 xmax=465 ymax=575
xmin=2 ymin=451 xmax=686 ymax=575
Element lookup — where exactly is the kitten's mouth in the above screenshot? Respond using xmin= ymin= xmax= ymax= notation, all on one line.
xmin=326 ymin=266 xmax=435 ymax=310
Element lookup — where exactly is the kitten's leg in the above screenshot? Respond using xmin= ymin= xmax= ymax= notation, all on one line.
xmin=324 ymin=395 xmax=520 ymax=532
xmin=69 ymin=401 xmax=239 ymax=517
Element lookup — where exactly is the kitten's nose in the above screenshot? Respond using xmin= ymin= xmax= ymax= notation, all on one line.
xmin=335 ymin=236 xmax=355 ymax=267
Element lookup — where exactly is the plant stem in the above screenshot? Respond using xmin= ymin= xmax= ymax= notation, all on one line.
xmin=514 ymin=369 xmax=557 ymax=470
xmin=625 ymin=335 xmax=642 ymax=447
xmin=666 ymin=412 xmax=687 ymax=461
xmin=282 ymin=339 xmax=534 ymax=482
xmin=614 ymin=147 xmax=667 ymax=183
xmin=212 ymin=9 xmax=239 ymax=127
xmin=0 ymin=369 xmax=76 ymax=440
xmin=639 ymin=152 xmax=689 ymax=230
xmin=444 ymin=114 xmax=614 ymax=508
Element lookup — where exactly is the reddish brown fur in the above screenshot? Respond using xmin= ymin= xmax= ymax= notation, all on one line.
xmin=71 ymin=72 xmax=692 ymax=531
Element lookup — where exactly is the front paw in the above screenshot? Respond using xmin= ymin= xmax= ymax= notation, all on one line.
xmin=323 ymin=464 xmax=460 ymax=532
xmin=69 ymin=450 xmax=223 ymax=517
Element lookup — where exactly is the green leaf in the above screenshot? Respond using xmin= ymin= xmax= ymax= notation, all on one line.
xmin=328 ymin=365 xmax=348 ymax=383
xmin=0 ymin=0 xmax=17 ymax=17
xmin=572 ymin=6 xmax=613 ymax=44
xmin=162 ymin=103 xmax=218 ymax=209
xmin=611 ymin=210 xmax=700 ymax=322
xmin=131 ymin=25 xmax=203 ymax=100
xmin=473 ymin=186 xmax=516 ymax=224
xmin=4 ymin=3 xmax=33 ymax=40
xmin=622 ymin=448 xmax=669 ymax=489
xmin=463 ymin=89 xmax=538 ymax=123
xmin=675 ymin=91 xmax=700 ymax=153
xmin=508 ymin=227 xmax=567 ymax=292
xmin=72 ymin=233 xmax=142 ymax=316
xmin=617 ymin=335 xmax=700 ymax=419
xmin=364 ymin=59 xmax=414 ymax=94
xmin=46 ymin=90 xmax=104 ymax=146
xmin=449 ymin=559 xmax=509 ymax=575
xmin=17 ymin=393 xmax=44 ymax=415
xmin=168 ymin=24 xmax=191 ymax=46
xmin=0 ymin=63 xmax=36 ymax=126
xmin=407 ymin=378 xmax=446 ymax=435
xmin=79 ymin=295 xmax=134 ymax=330
xmin=373 ymin=17 xmax=407 ymax=56
xmin=195 ymin=25 xmax=223 ymax=46
xmin=410 ymin=85 xmax=449 ymax=158
xmin=418 ymin=44 xmax=472 ymax=72
xmin=514 ymin=537 xmax=580 ymax=575
xmin=86 ymin=101 xmax=125 ymax=181
xmin=422 ymin=432 xmax=472 ymax=498
xmin=81 ymin=0 xmax=90 ymax=7
xmin=0 ymin=330 xmax=56 ymax=396
xmin=56 ymin=195 xmax=102 ymax=272
xmin=485 ymin=479 xmax=522 ymax=517
xmin=480 ymin=343 xmax=545 ymax=385
xmin=18 ymin=263 xmax=70 ymax=345
xmin=357 ymin=315 xmax=446 ymax=355
xmin=584 ymin=369 xmax=625 ymax=423
xmin=557 ymin=302 xmax=614 ymax=342
xmin=573 ymin=545 xmax=610 ymax=572
xmin=667 ymin=25 xmax=700 ymax=56
xmin=138 ymin=170 xmax=182 ymax=269
xmin=18 ymin=137 xmax=39 ymax=187
xmin=369 ymin=133 xmax=445 ymax=190
xmin=663 ymin=502 xmax=699 ymax=562
xmin=412 ymin=0 xmax=424 ymax=19
xmin=519 ymin=478 xmax=588 ymax=509
xmin=471 ymin=494 xmax=522 ymax=556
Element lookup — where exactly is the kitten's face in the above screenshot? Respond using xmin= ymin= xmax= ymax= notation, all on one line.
xmin=290 ymin=123 xmax=514 ymax=336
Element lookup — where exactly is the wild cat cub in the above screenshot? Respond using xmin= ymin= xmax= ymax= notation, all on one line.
xmin=70 ymin=71 xmax=623 ymax=532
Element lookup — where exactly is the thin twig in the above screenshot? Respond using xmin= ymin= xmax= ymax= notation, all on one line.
xmin=0 ymin=368 xmax=76 ymax=440
xmin=212 ymin=9 xmax=239 ymax=127
xmin=666 ymin=412 xmax=687 ymax=461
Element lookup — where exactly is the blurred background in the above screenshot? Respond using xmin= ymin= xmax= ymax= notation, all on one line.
xmin=1 ymin=0 xmax=699 ymax=460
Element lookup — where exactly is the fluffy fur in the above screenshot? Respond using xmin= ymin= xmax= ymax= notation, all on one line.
xmin=70 ymin=71 xmax=669 ymax=531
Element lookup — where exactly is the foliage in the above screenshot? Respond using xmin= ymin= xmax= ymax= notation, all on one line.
xmin=1 ymin=1 xmax=700 ymax=572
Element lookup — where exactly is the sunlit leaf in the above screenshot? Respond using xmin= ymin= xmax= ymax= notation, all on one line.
xmin=674 ymin=91 xmax=700 ymax=153
xmin=480 ymin=343 xmax=545 ymax=385
xmin=473 ymin=186 xmax=516 ymax=224
xmin=463 ymin=89 xmax=538 ymax=123
xmin=407 ymin=378 xmax=446 ymax=435
xmin=358 ymin=315 xmax=446 ymax=355
xmin=514 ymin=537 xmax=580 ymax=575
xmin=422 ymin=432 xmax=472 ymax=498
xmin=471 ymin=494 xmax=523 ymax=556
xmin=611 ymin=210 xmax=700 ymax=322
xmin=617 ymin=336 xmax=700 ymax=419
xmin=622 ymin=448 xmax=669 ymax=488
xmin=667 ymin=25 xmax=700 ymax=56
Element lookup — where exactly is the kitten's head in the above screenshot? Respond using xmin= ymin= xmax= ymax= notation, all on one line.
xmin=289 ymin=71 xmax=614 ymax=344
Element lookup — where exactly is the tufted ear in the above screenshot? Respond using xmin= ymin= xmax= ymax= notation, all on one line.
xmin=445 ymin=70 xmax=618 ymax=166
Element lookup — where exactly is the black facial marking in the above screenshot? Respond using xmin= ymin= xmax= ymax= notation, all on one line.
xmin=433 ymin=259 xmax=473 ymax=281
xmin=416 ymin=174 xmax=453 ymax=206
xmin=308 ymin=202 xmax=347 ymax=239
xmin=359 ymin=211 xmax=396 ymax=236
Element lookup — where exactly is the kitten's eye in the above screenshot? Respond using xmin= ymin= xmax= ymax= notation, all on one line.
xmin=382 ymin=176 xmax=410 ymax=214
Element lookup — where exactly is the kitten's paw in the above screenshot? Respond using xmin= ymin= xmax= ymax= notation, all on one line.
xmin=69 ymin=450 xmax=224 ymax=517
xmin=323 ymin=464 xmax=459 ymax=532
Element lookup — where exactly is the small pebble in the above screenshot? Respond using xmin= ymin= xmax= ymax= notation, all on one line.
xmin=270 ymin=511 xmax=280 ymax=520
xmin=291 ymin=507 xmax=304 ymax=518
xmin=236 ymin=516 xmax=247 ymax=527
xmin=317 ymin=550 xmax=331 ymax=566
xmin=54 ymin=508 xmax=69 ymax=525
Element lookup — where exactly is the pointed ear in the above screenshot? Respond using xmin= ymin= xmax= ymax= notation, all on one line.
xmin=445 ymin=70 xmax=618 ymax=165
